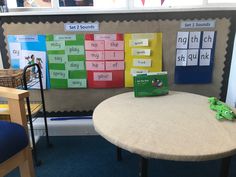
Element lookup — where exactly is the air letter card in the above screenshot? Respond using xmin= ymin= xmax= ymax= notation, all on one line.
xmin=174 ymin=31 xmax=216 ymax=84
xmin=46 ymin=34 xmax=86 ymax=88
xmin=8 ymin=35 xmax=48 ymax=89
xmin=85 ymin=33 xmax=124 ymax=88
xmin=124 ymin=33 xmax=162 ymax=87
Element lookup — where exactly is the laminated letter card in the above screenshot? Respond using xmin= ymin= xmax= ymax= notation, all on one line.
xmin=124 ymin=33 xmax=162 ymax=87
xmin=85 ymin=33 xmax=124 ymax=88
xmin=46 ymin=34 xmax=87 ymax=88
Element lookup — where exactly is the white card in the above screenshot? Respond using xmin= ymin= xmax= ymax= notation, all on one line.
xmin=130 ymin=68 xmax=149 ymax=75
xmin=176 ymin=50 xmax=187 ymax=66
xmin=202 ymin=31 xmax=215 ymax=49
xmin=199 ymin=49 xmax=211 ymax=66
xmin=129 ymin=39 xmax=149 ymax=47
xmin=133 ymin=59 xmax=152 ymax=67
xmin=176 ymin=32 xmax=189 ymax=49
xmin=9 ymin=43 xmax=21 ymax=59
xmin=187 ymin=49 xmax=199 ymax=66
xmin=132 ymin=49 xmax=151 ymax=56
xmin=188 ymin=32 xmax=201 ymax=49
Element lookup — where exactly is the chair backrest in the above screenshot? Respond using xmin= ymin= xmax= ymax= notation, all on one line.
xmin=0 ymin=86 xmax=35 ymax=177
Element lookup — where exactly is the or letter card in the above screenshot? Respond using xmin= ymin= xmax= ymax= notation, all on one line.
xmin=202 ymin=31 xmax=215 ymax=49
xmin=94 ymin=72 xmax=112 ymax=81
xmin=133 ymin=59 xmax=152 ymax=67
xmin=105 ymin=51 xmax=124 ymax=60
xmin=199 ymin=49 xmax=211 ymax=66
xmin=105 ymin=61 xmax=124 ymax=70
xmin=86 ymin=61 xmax=105 ymax=71
xmin=105 ymin=41 xmax=124 ymax=50
xmin=86 ymin=51 xmax=104 ymax=60
xmin=176 ymin=32 xmax=189 ymax=49
xmin=85 ymin=41 xmax=105 ymax=50
xmin=176 ymin=50 xmax=187 ymax=66
xmin=68 ymin=79 xmax=86 ymax=88
xmin=132 ymin=49 xmax=151 ymax=56
xmin=187 ymin=49 xmax=199 ymax=66
xmin=129 ymin=39 xmax=149 ymax=47
xmin=189 ymin=32 xmax=201 ymax=49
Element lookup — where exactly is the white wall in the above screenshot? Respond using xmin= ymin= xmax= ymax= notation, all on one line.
xmin=226 ymin=33 xmax=236 ymax=107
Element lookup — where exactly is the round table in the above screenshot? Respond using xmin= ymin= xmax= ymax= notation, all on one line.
xmin=93 ymin=91 xmax=236 ymax=177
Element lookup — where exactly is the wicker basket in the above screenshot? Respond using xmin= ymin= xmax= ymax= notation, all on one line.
xmin=0 ymin=69 xmax=30 ymax=88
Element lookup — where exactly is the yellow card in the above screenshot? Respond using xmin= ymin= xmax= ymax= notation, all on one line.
xmin=125 ymin=33 xmax=162 ymax=87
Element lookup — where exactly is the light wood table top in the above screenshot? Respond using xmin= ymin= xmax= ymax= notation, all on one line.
xmin=93 ymin=91 xmax=236 ymax=161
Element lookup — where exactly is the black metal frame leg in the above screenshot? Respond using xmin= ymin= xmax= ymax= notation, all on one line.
xmin=139 ymin=157 xmax=148 ymax=177
xmin=116 ymin=146 xmax=122 ymax=161
xmin=220 ymin=156 xmax=231 ymax=177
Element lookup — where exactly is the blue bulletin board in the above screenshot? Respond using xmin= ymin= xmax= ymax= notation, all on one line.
xmin=174 ymin=31 xmax=216 ymax=84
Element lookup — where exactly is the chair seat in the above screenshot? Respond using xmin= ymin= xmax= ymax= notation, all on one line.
xmin=0 ymin=120 xmax=28 ymax=163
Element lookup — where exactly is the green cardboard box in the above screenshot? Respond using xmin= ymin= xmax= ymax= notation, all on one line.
xmin=133 ymin=72 xmax=169 ymax=97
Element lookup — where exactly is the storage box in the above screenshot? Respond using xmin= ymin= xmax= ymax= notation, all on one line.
xmin=133 ymin=72 xmax=169 ymax=97
xmin=0 ymin=69 xmax=30 ymax=88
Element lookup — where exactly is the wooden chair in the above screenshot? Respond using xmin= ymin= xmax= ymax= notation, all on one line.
xmin=0 ymin=86 xmax=35 ymax=177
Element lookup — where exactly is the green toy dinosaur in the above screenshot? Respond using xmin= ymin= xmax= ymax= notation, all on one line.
xmin=208 ymin=97 xmax=236 ymax=121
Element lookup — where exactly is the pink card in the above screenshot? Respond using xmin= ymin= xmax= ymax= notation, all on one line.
xmin=86 ymin=51 xmax=104 ymax=60
xmin=94 ymin=34 xmax=117 ymax=41
xmin=105 ymin=41 xmax=124 ymax=50
xmin=85 ymin=41 xmax=105 ymax=50
xmin=86 ymin=61 xmax=105 ymax=71
xmin=105 ymin=61 xmax=124 ymax=70
xmin=94 ymin=72 xmax=112 ymax=81
xmin=105 ymin=51 xmax=124 ymax=60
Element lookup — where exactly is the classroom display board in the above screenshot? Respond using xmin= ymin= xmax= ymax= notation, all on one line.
xmin=46 ymin=34 xmax=87 ymax=88
xmin=85 ymin=33 xmax=124 ymax=88
xmin=7 ymin=35 xmax=47 ymax=89
xmin=175 ymin=31 xmax=216 ymax=84
xmin=3 ymin=19 xmax=230 ymax=112
xmin=124 ymin=33 xmax=162 ymax=87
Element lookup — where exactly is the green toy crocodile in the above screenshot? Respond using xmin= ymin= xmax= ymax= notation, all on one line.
xmin=208 ymin=97 xmax=236 ymax=121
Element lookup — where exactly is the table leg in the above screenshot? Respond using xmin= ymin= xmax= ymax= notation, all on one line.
xmin=219 ymin=156 xmax=231 ymax=177
xmin=139 ymin=157 xmax=148 ymax=177
xmin=116 ymin=146 xmax=122 ymax=161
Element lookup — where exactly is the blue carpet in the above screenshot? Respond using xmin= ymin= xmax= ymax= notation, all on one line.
xmin=6 ymin=136 xmax=236 ymax=177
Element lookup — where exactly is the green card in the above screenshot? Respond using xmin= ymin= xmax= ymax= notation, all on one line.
xmin=68 ymin=79 xmax=87 ymax=88
xmin=46 ymin=41 xmax=65 ymax=50
xmin=65 ymin=46 xmax=84 ymax=55
xmin=67 ymin=61 xmax=85 ymax=70
xmin=134 ymin=72 xmax=169 ymax=97
xmin=54 ymin=35 xmax=76 ymax=41
xmin=50 ymin=70 xmax=68 ymax=79
xmin=48 ymin=54 xmax=67 ymax=64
